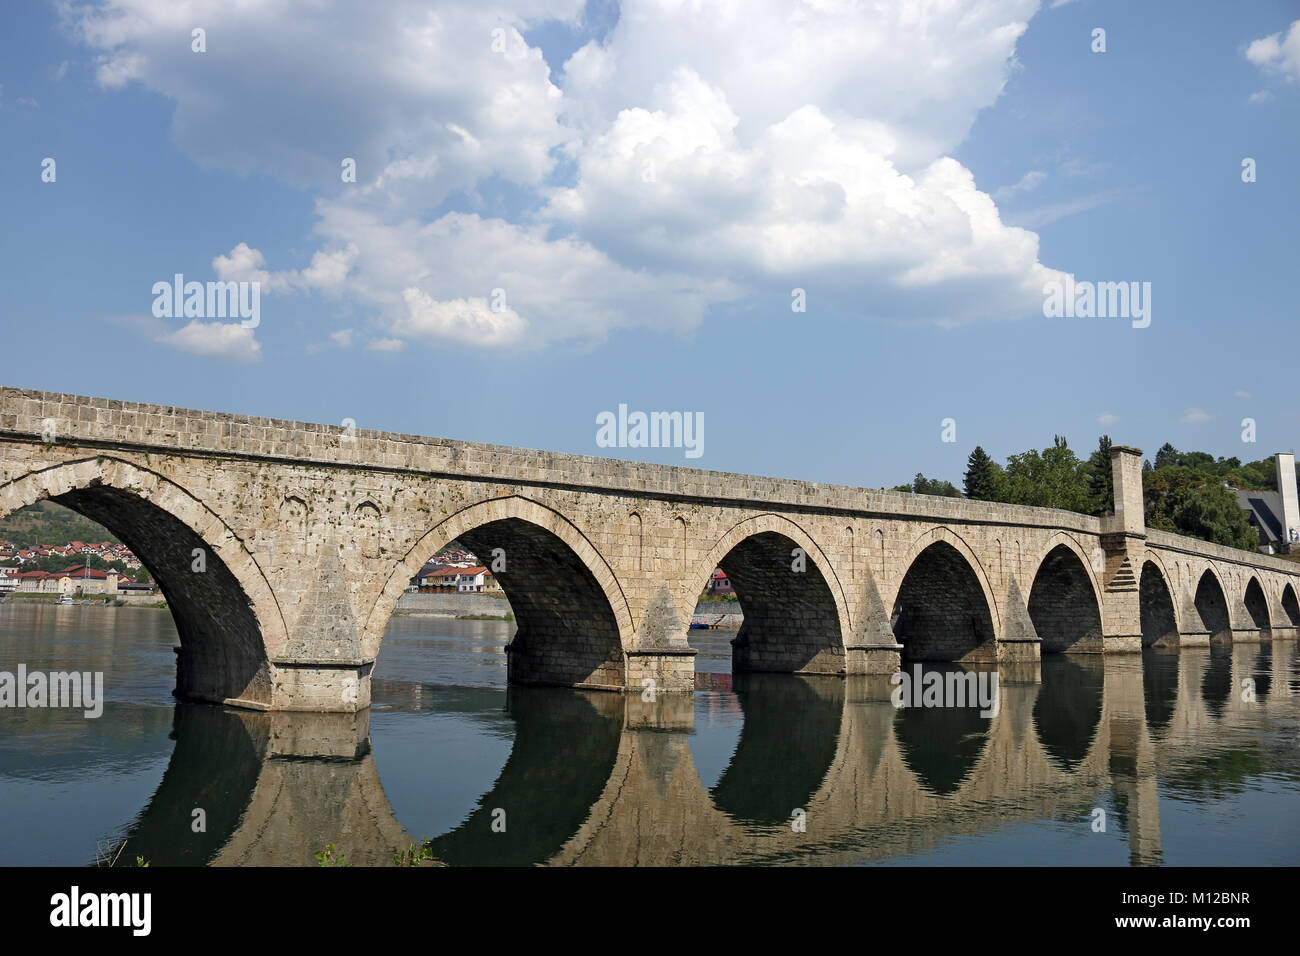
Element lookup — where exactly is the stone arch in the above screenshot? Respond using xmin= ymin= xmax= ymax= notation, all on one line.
xmin=890 ymin=527 xmax=1000 ymax=661
xmin=1280 ymin=583 xmax=1300 ymax=627
xmin=277 ymin=493 xmax=308 ymax=558
xmin=629 ymin=511 xmax=643 ymax=571
xmin=1027 ymin=537 xmax=1104 ymax=653
xmin=0 ymin=456 xmax=283 ymax=704
xmin=366 ymin=495 xmax=634 ymax=689
xmin=352 ymin=499 xmax=382 ymax=560
xmin=844 ymin=524 xmax=855 ymax=582
xmin=1243 ymin=576 xmax=1271 ymax=634
xmin=690 ymin=514 xmax=850 ymax=675
xmin=1138 ymin=556 xmax=1180 ymax=647
xmin=1193 ymin=566 xmax=1232 ymax=641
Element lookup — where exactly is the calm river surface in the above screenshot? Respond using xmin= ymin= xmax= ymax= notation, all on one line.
xmin=1 ymin=602 xmax=1298 ymax=866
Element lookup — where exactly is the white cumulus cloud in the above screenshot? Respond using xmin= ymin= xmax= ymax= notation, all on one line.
xmin=66 ymin=0 xmax=1068 ymax=347
xmin=155 ymin=321 xmax=261 ymax=362
xmin=1246 ymin=19 xmax=1300 ymax=83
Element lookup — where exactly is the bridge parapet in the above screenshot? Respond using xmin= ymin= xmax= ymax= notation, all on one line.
xmin=1 ymin=386 xmax=1106 ymax=532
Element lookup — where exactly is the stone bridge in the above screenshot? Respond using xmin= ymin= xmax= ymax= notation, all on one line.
xmin=2 ymin=386 xmax=1298 ymax=712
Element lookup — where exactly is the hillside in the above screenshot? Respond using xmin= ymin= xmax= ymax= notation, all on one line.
xmin=0 ymin=501 xmax=120 ymax=550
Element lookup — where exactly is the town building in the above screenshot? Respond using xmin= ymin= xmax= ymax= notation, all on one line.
xmin=1234 ymin=452 xmax=1300 ymax=554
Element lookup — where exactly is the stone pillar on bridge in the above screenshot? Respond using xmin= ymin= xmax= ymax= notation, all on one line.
xmin=1098 ymin=445 xmax=1146 ymax=653
xmin=844 ymin=571 xmax=904 ymax=674
xmin=625 ymin=582 xmax=698 ymax=694
xmin=260 ymin=531 xmax=374 ymax=713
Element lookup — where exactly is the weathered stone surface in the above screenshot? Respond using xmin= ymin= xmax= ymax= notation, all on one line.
xmin=2 ymin=386 xmax=1298 ymax=711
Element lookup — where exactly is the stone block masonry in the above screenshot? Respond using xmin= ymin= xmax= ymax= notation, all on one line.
xmin=2 ymin=386 xmax=1298 ymax=711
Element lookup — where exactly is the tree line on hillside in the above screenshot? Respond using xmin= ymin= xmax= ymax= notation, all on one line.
xmin=0 ymin=501 xmax=122 ymax=550
xmin=895 ymin=437 xmax=1289 ymax=552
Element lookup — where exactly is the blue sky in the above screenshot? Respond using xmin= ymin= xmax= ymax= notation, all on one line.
xmin=1 ymin=0 xmax=1297 ymax=489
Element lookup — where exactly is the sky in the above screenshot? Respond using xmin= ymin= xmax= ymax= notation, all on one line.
xmin=1 ymin=0 xmax=1298 ymax=490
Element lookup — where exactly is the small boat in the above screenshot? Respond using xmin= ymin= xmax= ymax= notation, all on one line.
xmin=57 ymin=593 xmax=76 ymax=605
xmin=690 ymin=615 xmax=728 ymax=630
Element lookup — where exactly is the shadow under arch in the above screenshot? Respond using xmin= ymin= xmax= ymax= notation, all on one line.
xmin=0 ymin=458 xmax=280 ymax=705
xmin=892 ymin=665 xmax=991 ymax=796
xmin=427 ymin=687 xmax=622 ymax=866
xmin=892 ymin=537 xmax=997 ymax=661
xmin=1243 ymin=577 xmax=1271 ymax=634
xmin=1033 ymin=655 xmax=1104 ymax=772
xmin=1027 ymin=542 xmax=1103 ymax=653
xmin=1194 ymin=568 xmax=1232 ymax=642
xmin=1281 ymin=584 xmax=1300 ymax=628
xmin=370 ymin=496 xmax=633 ymax=689
xmin=691 ymin=514 xmax=849 ymax=675
xmin=709 ymin=674 xmax=842 ymax=826
xmin=1139 ymin=559 xmax=1179 ymax=648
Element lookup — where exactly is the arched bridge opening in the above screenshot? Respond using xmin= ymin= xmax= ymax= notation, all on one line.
xmin=891 ymin=541 xmax=996 ymax=662
xmin=1243 ymin=577 xmax=1271 ymax=635
xmin=1139 ymin=561 xmax=1178 ymax=648
xmin=453 ymin=518 xmax=626 ymax=690
xmin=1193 ymin=570 xmax=1232 ymax=643
xmin=1282 ymin=584 xmax=1300 ymax=629
xmin=1027 ymin=544 xmax=1102 ymax=653
xmin=718 ymin=530 xmax=844 ymax=675
xmin=0 ymin=467 xmax=274 ymax=707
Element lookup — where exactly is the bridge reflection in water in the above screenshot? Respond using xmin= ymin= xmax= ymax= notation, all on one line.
xmin=109 ymin=640 xmax=1300 ymax=867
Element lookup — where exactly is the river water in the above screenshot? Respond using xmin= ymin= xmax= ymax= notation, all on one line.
xmin=1 ymin=602 xmax=1298 ymax=866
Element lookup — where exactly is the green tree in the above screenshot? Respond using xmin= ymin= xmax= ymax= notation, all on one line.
xmin=963 ymin=446 xmax=999 ymax=500
xmin=1003 ymin=436 xmax=1090 ymax=512
xmin=1170 ymin=483 xmax=1260 ymax=551
xmin=1084 ymin=435 xmax=1114 ymax=514
xmin=1153 ymin=442 xmax=1180 ymax=470
xmin=892 ymin=473 xmax=961 ymax=497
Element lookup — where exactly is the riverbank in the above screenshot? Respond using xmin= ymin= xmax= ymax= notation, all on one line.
xmin=0 ymin=592 xmax=167 ymax=608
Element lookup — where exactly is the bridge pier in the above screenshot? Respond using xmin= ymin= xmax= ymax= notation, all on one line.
xmin=844 ymin=642 xmax=903 ymax=675
xmin=1096 ymin=446 xmax=1147 ymax=654
xmin=624 ymin=647 xmax=698 ymax=695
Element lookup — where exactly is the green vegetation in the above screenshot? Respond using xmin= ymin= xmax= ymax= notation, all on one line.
xmin=901 ymin=436 xmax=1288 ymax=553
xmin=892 ymin=473 xmax=961 ymax=497
xmin=315 ymin=843 xmax=351 ymax=867
xmin=963 ymin=446 xmax=998 ymax=501
xmin=394 ymin=841 xmax=436 ymax=866
xmin=1146 ymin=470 xmax=1259 ymax=551
xmin=0 ymin=501 xmax=120 ymax=550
